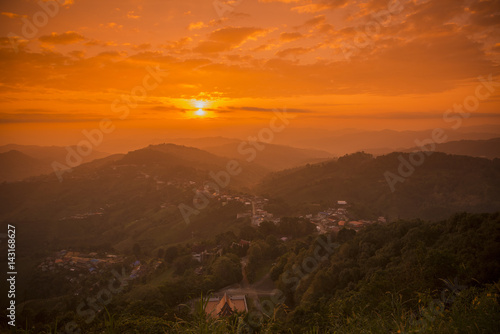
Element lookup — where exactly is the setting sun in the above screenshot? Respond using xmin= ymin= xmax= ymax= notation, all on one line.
xmin=190 ymin=99 xmax=210 ymax=117
xmin=195 ymin=108 xmax=206 ymax=117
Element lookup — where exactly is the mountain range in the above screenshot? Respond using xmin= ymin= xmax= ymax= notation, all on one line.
xmin=401 ymin=137 xmax=500 ymax=159
xmin=0 ymin=144 xmax=109 ymax=182
xmin=2 ymin=127 xmax=499 ymax=183
xmin=0 ymin=142 xmax=499 ymax=255
xmin=165 ymin=137 xmax=333 ymax=170
xmin=257 ymin=151 xmax=500 ymax=220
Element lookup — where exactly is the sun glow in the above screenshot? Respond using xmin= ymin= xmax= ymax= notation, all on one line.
xmin=189 ymin=99 xmax=211 ymax=118
xmin=195 ymin=108 xmax=206 ymax=116
xmin=193 ymin=100 xmax=206 ymax=109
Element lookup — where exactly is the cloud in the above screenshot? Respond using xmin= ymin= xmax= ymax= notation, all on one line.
xmin=131 ymin=43 xmax=151 ymax=51
xmin=276 ymin=46 xmax=315 ymax=57
xmin=261 ymin=0 xmax=348 ymax=12
xmin=280 ymin=32 xmax=304 ymax=42
xmin=333 ymin=0 xmax=500 ymax=62
xmin=258 ymin=0 xmax=301 ymax=2
xmin=210 ymin=27 xmax=266 ymax=45
xmin=68 ymin=50 xmax=85 ymax=58
xmin=148 ymin=105 xmax=189 ymax=113
xmin=34 ymin=0 xmax=74 ymax=10
xmin=39 ymin=31 xmax=85 ymax=45
xmin=60 ymin=0 xmax=75 ymax=7
xmin=93 ymin=51 xmax=126 ymax=59
xmin=162 ymin=37 xmax=193 ymax=54
xmin=1 ymin=12 xmax=27 ymax=19
xmin=295 ymin=13 xmax=335 ymax=34
xmin=210 ymin=106 xmax=310 ymax=113
xmin=292 ymin=3 xmax=331 ymax=13
xmin=188 ymin=21 xmax=207 ymax=30
xmin=296 ymin=15 xmax=327 ymax=30
xmin=127 ymin=11 xmax=140 ymax=19
xmin=188 ymin=18 xmax=228 ymax=31
xmin=193 ymin=41 xmax=230 ymax=53
xmin=193 ymin=27 xmax=268 ymax=53
xmin=466 ymin=0 xmax=500 ymax=27
xmin=0 ymin=109 xmax=103 ymax=123
xmin=0 ymin=16 xmax=496 ymax=103
xmin=100 ymin=22 xmax=123 ymax=30
xmin=252 ymin=43 xmax=279 ymax=52
xmin=85 ymin=39 xmax=117 ymax=47
xmin=0 ymin=36 xmax=28 ymax=50
xmin=226 ymin=54 xmax=254 ymax=62
xmin=0 ymin=0 xmax=498 ymax=129
xmin=321 ymin=112 xmax=500 ymax=120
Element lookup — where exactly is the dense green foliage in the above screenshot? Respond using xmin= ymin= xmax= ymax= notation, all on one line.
xmin=258 ymin=152 xmax=500 ymax=220
xmin=269 ymin=212 xmax=500 ymax=333
xmin=3 ymin=212 xmax=498 ymax=333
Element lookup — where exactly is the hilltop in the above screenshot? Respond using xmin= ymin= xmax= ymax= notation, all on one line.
xmin=257 ymin=152 xmax=500 ymax=220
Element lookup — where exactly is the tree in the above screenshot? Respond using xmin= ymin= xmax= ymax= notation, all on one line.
xmin=246 ymin=240 xmax=272 ymax=283
xmin=337 ymin=228 xmax=356 ymax=243
xmin=259 ymin=221 xmax=277 ymax=236
xmin=278 ymin=217 xmax=316 ymax=237
xmin=215 ymin=231 xmax=238 ymax=249
xmin=173 ymin=254 xmax=197 ymax=275
xmin=239 ymin=224 xmax=259 ymax=241
xmin=211 ymin=254 xmax=242 ymax=287
xmin=164 ymin=246 xmax=179 ymax=264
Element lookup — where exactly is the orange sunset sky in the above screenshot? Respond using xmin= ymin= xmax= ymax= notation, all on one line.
xmin=0 ymin=0 xmax=499 ymax=149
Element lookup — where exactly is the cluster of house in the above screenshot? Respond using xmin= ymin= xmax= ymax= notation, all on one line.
xmin=307 ymin=201 xmax=387 ymax=233
xmin=36 ymin=251 xmax=126 ymax=294
xmin=233 ymin=198 xmax=388 ymax=233
xmin=233 ymin=196 xmax=276 ymax=226
xmin=174 ymin=188 xmax=275 ymax=226
xmin=190 ymin=245 xmax=224 ymax=275
xmin=37 ymin=250 xmax=166 ymax=293
xmin=192 ymin=247 xmax=223 ymax=263
xmin=37 ymin=250 xmax=124 ymax=274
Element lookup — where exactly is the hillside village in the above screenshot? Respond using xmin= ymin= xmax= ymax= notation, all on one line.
xmin=53 ymin=187 xmax=388 ymax=278
xmin=38 ymin=190 xmax=387 ymax=308
xmin=36 ymin=250 xmax=164 ymax=295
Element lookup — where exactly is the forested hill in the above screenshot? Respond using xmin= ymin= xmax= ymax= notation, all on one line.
xmin=403 ymin=137 xmax=500 ymax=159
xmin=269 ymin=212 xmax=500 ymax=333
xmin=257 ymin=152 xmax=500 ymax=220
xmin=0 ymin=143 xmax=268 ymax=226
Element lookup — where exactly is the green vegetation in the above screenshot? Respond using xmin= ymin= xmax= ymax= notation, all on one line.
xmin=268 ymin=212 xmax=500 ymax=333
xmin=1 ymin=150 xmax=499 ymax=333
xmin=2 ymin=212 xmax=498 ymax=333
xmin=258 ymin=152 xmax=500 ymax=220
